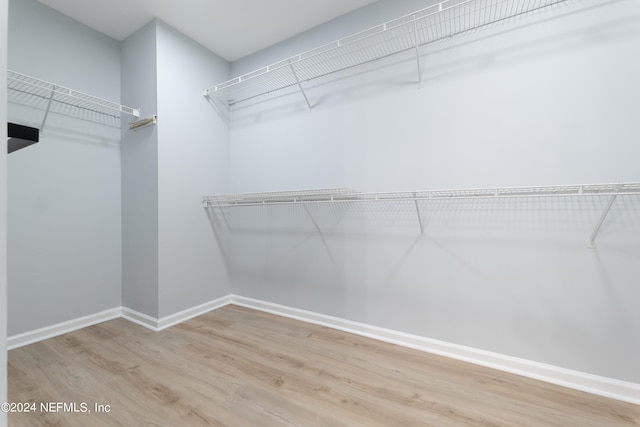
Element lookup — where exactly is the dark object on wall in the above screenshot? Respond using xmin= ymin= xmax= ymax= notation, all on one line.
xmin=8 ymin=123 xmax=39 ymax=153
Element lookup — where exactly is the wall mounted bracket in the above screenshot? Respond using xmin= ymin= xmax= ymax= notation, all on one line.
xmin=412 ymin=14 xmax=423 ymax=88
xmin=289 ymin=64 xmax=312 ymax=110
xmin=40 ymin=86 xmax=56 ymax=135
xmin=414 ymin=194 xmax=424 ymax=235
xmin=588 ymin=187 xmax=620 ymax=248
xmin=302 ymin=203 xmax=322 ymax=235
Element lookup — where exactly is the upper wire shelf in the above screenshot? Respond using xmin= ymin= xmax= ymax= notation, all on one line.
xmin=8 ymin=70 xmax=140 ymax=121
xmin=203 ymin=183 xmax=640 ymax=207
xmin=205 ymin=0 xmax=572 ymax=107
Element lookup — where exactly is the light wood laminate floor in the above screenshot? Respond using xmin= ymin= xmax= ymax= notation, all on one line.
xmin=8 ymin=305 xmax=640 ymax=426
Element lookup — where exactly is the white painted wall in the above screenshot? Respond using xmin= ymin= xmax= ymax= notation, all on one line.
xmin=1 ymin=0 xmax=8 ymax=422
xmin=122 ymin=20 xmax=231 ymax=319
xmin=7 ymin=0 xmax=122 ymax=335
xmin=227 ymin=0 xmax=640 ymax=384
xmin=156 ymin=21 xmax=231 ymax=317
xmin=121 ymin=20 xmax=159 ymax=318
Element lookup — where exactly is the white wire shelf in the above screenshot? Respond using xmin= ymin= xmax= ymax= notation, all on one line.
xmin=203 ymin=182 xmax=640 ymax=247
xmin=205 ymin=0 xmax=572 ymax=107
xmin=205 ymin=188 xmax=361 ymax=205
xmin=203 ymin=183 xmax=640 ymax=207
xmin=8 ymin=70 xmax=140 ymax=122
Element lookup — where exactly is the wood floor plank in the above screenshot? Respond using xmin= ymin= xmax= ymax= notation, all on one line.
xmin=191 ymin=320 xmax=464 ymax=426
xmin=8 ymin=305 xmax=640 ymax=426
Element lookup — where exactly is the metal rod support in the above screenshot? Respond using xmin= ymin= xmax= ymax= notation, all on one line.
xmin=589 ymin=193 xmax=619 ymax=248
xmin=40 ymin=87 xmax=56 ymax=134
xmin=413 ymin=15 xmax=423 ymax=88
xmin=302 ymin=204 xmax=322 ymax=235
xmin=414 ymin=195 xmax=424 ymax=235
xmin=289 ymin=64 xmax=312 ymax=110
xmin=303 ymin=204 xmax=339 ymax=274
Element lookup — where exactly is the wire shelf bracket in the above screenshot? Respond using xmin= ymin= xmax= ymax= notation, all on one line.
xmin=290 ymin=64 xmax=313 ymax=110
xmin=205 ymin=0 xmax=573 ymax=108
xmin=588 ymin=186 xmax=620 ymax=248
xmin=40 ymin=85 xmax=56 ymax=133
xmin=8 ymin=70 xmax=140 ymax=134
xmin=203 ymin=183 xmax=640 ymax=245
xmin=412 ymin=14 xmax=423 ymax=89
xmin=414 ymin=194 xmax=425 ymax=236
xmin=302 ymin=203 xmax=323 ymax=236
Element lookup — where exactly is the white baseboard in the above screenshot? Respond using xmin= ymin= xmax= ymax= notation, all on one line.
xmin=8 ymin=296 xmax=233 ymax=347
xmin=8 ymin=295 xmax=639 ymax=405
xmin=157 ymin=295 xmax=232 ymax=330
xmin=229 ymin=295 xmax=640 ymax=406
xmin=121 ymin=294 xmax=233 ymax=332
xmin=7 ymin=307 xmax=122 ymax=350
xmin=120 ymin=307 xmax=160 ymax=331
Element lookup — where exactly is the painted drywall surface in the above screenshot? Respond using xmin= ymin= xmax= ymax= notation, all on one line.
xmin=121 ymin=21 xmax=159 ymax=318
xmin=7 ymin=0 xmax=122 ymax=335
xmin=155 ymin=21 xmax=231 ymax=318
xmin=1 ymin=0 xmax=8 ymax=421
xmin=227 ymin=0 xmax=640 ymax=383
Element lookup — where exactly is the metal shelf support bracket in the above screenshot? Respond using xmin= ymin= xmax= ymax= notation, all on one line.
xmin=289 ymin=64 xmax=312 ymax=110
xmin=302 ymin=203 xmax=322 ymax=235
xmin=414 ymin=194 xmax=424 ymax=235
xmin=412 ymin=15 xmax=423 ymax=88
xmin=588 ymin=187 xmax=620 ymax=248
xmin=40 ymin=86 xmax=56 ymax=135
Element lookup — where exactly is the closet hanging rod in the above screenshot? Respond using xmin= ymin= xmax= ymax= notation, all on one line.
xmin=203 ymin=183 xmax=640 ymax=207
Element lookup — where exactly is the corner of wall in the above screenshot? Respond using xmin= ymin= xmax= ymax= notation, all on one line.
xmin=120 ymin=19 xmax=160 ymax=318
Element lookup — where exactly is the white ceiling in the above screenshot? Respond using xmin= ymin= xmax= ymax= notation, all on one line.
xmin=37 ymin=0 xmax=378 ymax=62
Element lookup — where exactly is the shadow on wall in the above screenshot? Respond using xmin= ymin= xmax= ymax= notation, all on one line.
xmin=203 ymin=194 xmax=640 ymax=284
xmin=211 ymin=0 xmax=639 ymax=127
xmin=204 ymin=202 xmax=352 ymax=315
xmin=204 ymin=202 xmax=352 ymax=280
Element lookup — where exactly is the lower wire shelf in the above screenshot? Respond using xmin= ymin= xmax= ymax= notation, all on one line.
xmin=203 ymin=182 xmax=640 ymax=247
xmin=203 ymin=183 xmax=640 ymax=207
